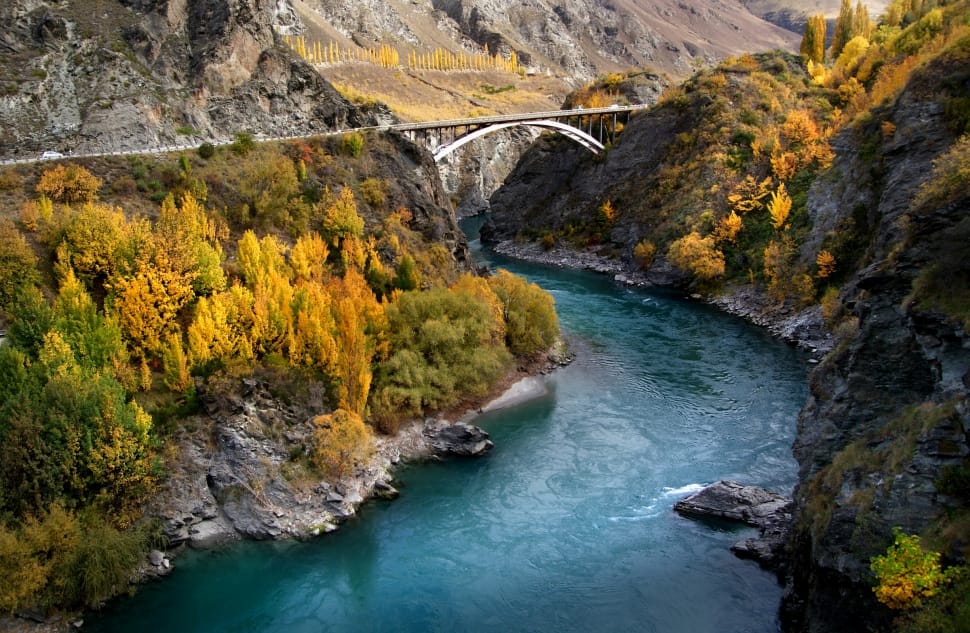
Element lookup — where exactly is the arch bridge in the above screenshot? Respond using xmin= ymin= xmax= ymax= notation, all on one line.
xmin=387 ymin=105 xmax=642 ymax=162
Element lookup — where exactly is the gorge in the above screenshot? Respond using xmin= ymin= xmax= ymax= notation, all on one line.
xmin=0 ymin=1 xmax=967 ymax=632
xmin=83 ymin=232 xmax=811 ymax=633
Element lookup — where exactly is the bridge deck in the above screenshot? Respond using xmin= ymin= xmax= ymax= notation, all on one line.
xmin=386 ymin=105 xmax=644 ymax=133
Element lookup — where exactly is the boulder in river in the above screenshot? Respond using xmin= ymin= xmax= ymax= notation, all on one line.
xmin=425 ymin=420 xmax=494 ymax=457
xmin=673 ymin=480 xmax=792 ymax=571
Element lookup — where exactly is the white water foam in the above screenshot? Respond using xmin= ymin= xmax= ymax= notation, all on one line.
xmin=661 ymin=483 xmax=707 ymax=497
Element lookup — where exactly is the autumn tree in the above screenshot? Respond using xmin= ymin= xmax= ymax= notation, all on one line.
xmin=871 ymin=529 xmax=955 ymax=610
xmin=727 ymin=175 xmax=773 ymax=215
xmin=831 ymin=0 xmax=855 ymax=58
xmin=290 ymin=233 xmax=331 ymax=284
xmin=633 ymin=240 xmax=657 ymax=270
xmin=311 ymin=409 xmax=374 ymax=478
xmin=816 ymin=250 xmax=837 ymax=279
xmin=320 ymin=186 xmax=365 ymax=245
xmin=713 ymin=211 xmax=743 ymax=244
xmin=768 ymin=184 xmax=793 ymax=230
xmin=109 ymin=253 xmax=195 ymax=360
xmin=667 ymin=232 xmax=725 ymax=281
xmin=801 ymin=14 xmax=827 ymax=63
xmin=187 ymin=283 xmax=257 ymax=368
xmin=155 ymin=193 xmax=225 ymax=296
xmin=161 ymin=333 xmax=191 ymax=392
xmin=328 ymin=269 xmax=385 ymax=417
xmin=58 ymin=203 xmax=128 ymax=287
xmin=36 ymin=164 xmax=102 ymax=205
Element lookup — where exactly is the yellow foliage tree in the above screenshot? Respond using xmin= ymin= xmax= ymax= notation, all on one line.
xmin=321 ymin=186 xmax=365 ymax=244
xmin=816 ymin=250 xmax=837 ymax=279
xmin=110 ymin=260 xmax=194 ymax=359
xmin=667 ymin=232 xmax=725 ymax=281
xmin=871 ymin=529 xmax=954 ymax=610
xmin=161 ymin=333 xmax=191 ymax=392
xmin=36 ymin=163 xmax=102 ymax=205
xmin=311 ymin=409 xmax=374 ymax=478
xmin=290 ymin=232 xmax=331 ymax=283
xmin=727 ymin=175 xmax=773 ymax=214
xmin=714 ymin=211 xmax=743 ymax=244
xmin=60 ymin=203 xmax=128 ymax=285
xmin=187 ymin=283 xmax=256 ymax=367
xmin=768 ymin=184 xmax=793 ymax=230
xmin=450 ymin=273 xmax=506 ymax=347
xmin=633 ymin=240 xmax=657 ymax=270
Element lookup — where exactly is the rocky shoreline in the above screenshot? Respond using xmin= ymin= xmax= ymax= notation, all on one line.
xmin=491 ymin=238 xmax=834 ymax=356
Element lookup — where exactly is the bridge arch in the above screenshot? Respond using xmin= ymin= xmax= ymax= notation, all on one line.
xmin=433 ymin=120 xmax=605 ymax=162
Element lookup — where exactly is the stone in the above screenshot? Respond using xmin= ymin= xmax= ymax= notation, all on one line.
xmin=148 ymin=549 xmax=165 ymax=566
xmin=426 ymin=421 xmax=494 ymax=457
xmin=673 ymin=480 xmax=790 ymax=528
xmin=674 ymin=480 xmax=793 ymax=572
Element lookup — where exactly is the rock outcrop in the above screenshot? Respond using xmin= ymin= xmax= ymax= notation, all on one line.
xmin=674 ymin=480 xmax=793 ymax=570
xmin=149 ymin=374 xmax=497 ymax=547
xmin=0 ymin=0 xmax=369 ymax=158
xmin=426 ymin=420 xmax=494 ymax=456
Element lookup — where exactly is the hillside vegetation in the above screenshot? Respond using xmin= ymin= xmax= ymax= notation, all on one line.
xmin=0 ymin=130 xmax=558 ymax=614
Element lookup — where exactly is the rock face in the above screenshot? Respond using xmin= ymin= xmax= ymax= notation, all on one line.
xmin=437 ymin=127 xmax=540 ymax=218
xmin=779 ymin=46 xmax=970 ymax=633
xmin=0 ymin=0 xmax=369 ymax=158
xmin=674 ymin=480 xmax=793 ymax=570
xmin=149 ymin=375 xmax=496 ymax=547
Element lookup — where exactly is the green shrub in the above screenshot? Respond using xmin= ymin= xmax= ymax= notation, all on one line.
xmin=372 ymin=285 xmax=512 ymax=419
xmin=487 ymin=269 xmax=559 ymax=358
xmin=231 ymin=132 xmax=255 ymax=156
xmin=340 ymin=132 xmax=364 ymax=158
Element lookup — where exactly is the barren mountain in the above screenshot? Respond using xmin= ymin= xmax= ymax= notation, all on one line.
xmin=0 ymin=0 xmax=798 ymax=160
xmin=296 ymin=0 xmax=799 ymax=80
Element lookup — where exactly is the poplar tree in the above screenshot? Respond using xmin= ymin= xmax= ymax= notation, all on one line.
xmin=831 ymin=0 xmax=855 ymax=58
xmin=800 ymin=14 xmax=827 ymax=63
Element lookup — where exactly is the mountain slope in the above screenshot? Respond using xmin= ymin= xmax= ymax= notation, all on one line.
xmin=297 ymin=0 xmax=799 ymax=80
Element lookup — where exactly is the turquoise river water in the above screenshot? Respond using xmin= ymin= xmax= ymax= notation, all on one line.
xmin=87 ymin=225 xmax=809 ymax=633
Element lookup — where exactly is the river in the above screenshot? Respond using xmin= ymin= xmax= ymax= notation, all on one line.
xmin=86 ymin=223 xmax=808 ymax=633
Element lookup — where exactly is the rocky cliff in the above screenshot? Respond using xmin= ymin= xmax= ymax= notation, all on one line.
xmin=483 ymin=37 xmax=969 ymax=633
xmin=0 ymin=0 xmax=370 ymax=158
xmin=781 ymin=41 xmax=970 ymax=633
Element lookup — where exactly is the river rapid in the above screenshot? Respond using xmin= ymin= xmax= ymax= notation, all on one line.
xmin=86 ymin=224 xmax=809 ymax=633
